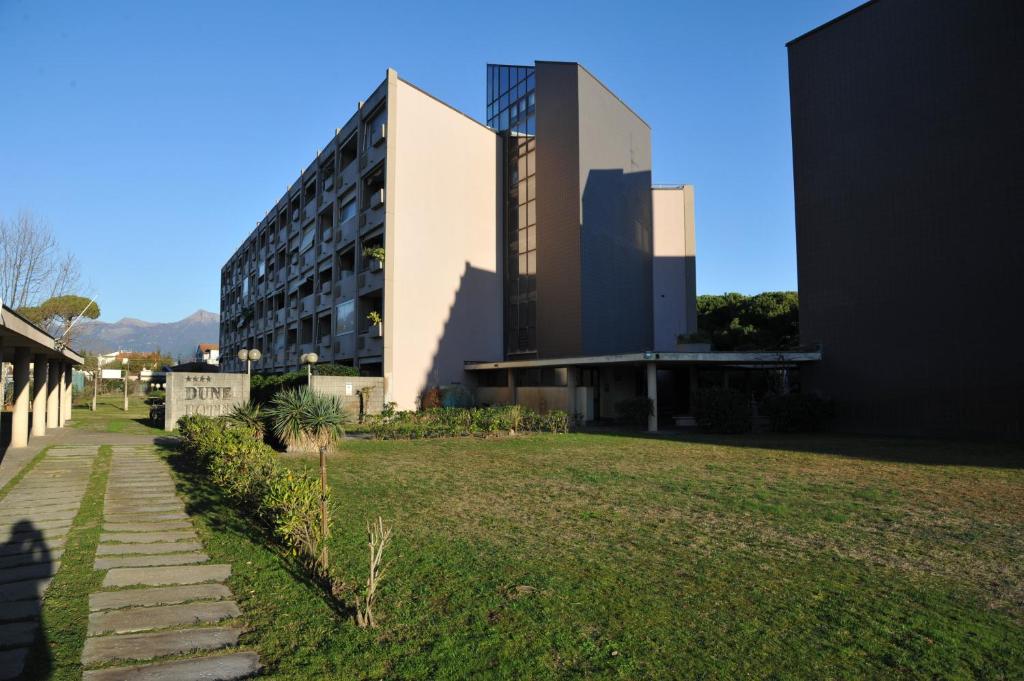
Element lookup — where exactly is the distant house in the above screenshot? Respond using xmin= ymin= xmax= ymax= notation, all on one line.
xmin=195 ymin=343 xmax=220 ymax=366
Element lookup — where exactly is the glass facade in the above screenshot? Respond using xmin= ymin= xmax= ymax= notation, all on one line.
xmin=488 ymin=64 xmax=537 ymax=355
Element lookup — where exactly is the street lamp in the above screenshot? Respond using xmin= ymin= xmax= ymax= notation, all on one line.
xmin=237 ymin=348 xmax=262 ymax=376
xmin=121 ymin=357 xmax=129 ymax=412
xmin=300 ymin=352 xmax=318 ymax=381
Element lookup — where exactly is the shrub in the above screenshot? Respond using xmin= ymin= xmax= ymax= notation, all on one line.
xmin=250 ymin=364 xmax=359 ymax=404
xmin=420 ymin=387 xmax=443 ymax=410
xmin=176 ymin=414 xmax=329 ymax=572
xmin=367 ymin=405 xmax=569 ymax=440
xmin=694 ymin=388 xmax=752 ymax=433
xmin=615 ymin=397 xmax=653 ymax=426
xmin=224 ymin=401 xmax=266 ymax=439
xmin=762 ymin=393 xmax=835 ymax=432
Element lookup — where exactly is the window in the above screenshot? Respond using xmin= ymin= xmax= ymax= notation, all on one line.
xmin=335 ymin=300 xmax=355 ymax=335
xmin=258 ymin=261 xmax=266 ymax=277
xmin=339 ymin=191 xmax=357 ymax=222
xmin=242 ymin=276 xmax=249 ymax=298
xmin=299 ymin=226 xmax=315 ymax=253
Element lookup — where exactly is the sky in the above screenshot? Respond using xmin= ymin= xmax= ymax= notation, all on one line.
xmin=0 ymin=0 xmax=861 ymax=323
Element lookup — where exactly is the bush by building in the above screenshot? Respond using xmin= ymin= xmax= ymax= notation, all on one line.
xmin=762 ymin=393 xmax=835 ymax=432
xmin=368 ymin=405 xmax=569 ymax=440
xmin=614 ymin=396 xmax=653 ymax=426
xmin=250 ymin=364 xmax=359 ymax=404
xmin=177 ymin=414 xmax=327 ymax=571
xmin=694 ymin=388 xmax=752 ymax=433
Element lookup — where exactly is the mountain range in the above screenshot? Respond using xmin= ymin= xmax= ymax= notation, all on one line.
xmin=73 ymin=309 xmax=220 ymax=360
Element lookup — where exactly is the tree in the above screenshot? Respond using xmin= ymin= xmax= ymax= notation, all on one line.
xmin=267 ymin=388 xmax=349 ymax=573
xmin=695 ymin=291 xmax=799 ymax=351
xmin=0 ymin=211 xmax=81 ymax=309
xmin=18 ymin=295 xmax=100 ymax=345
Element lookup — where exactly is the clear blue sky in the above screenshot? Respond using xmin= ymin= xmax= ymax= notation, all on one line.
xmin=0 ymin=0 xmax=860 ymax=323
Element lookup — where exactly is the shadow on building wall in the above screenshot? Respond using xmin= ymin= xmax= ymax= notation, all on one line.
xmin=580 ymin=168 xmax=653 ymax=355
xmin=416 ymin=263 xmax=499 ymax=404
xmin=1 ymin=519 xmax=54 ymax=677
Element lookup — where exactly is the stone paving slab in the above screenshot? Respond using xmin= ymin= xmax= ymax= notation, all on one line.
xmin=97 ymin=541 xmax=204 ymax=556
xmin=103 ymin=521 xmax=192 ymax=533
xmin=82 ymin=651 xmax=261 ymax=681
xmin=88 ymin=600 xmax=241 ymax=635
xmin=90 ymin=583 xmax=233 ymax=612
xmin=0 ymin=535 xmax=67 ymax=557
xmin=100 ymin=531 xmax=197 ymax=544
xmin=0 ymin=620 xmax=38 ymax=647
xmin=0 ymin=548 xmax=63 ymax=570
xmin=102 ymin=563 xmax=231 ymax=588
xmin=94 ymin=553 xmax=209 ymax=570
xmin=0 ymin=599 xmax=42 ymax=622
xmin=0 ymin=576 xmax=51 ymax=602
xmin=0 ymin=560 xmax=59 ymax=584
xmin=103 ymin=512 xmax=189 ymax=522
xmin=0 ymin=647 xmax=29 ymax=681
xmin=81 ymin=626 xmax=243 ymax=665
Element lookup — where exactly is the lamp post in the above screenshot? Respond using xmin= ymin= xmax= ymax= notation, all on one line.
xmin=121 ymin=357 xmax=129 ymax=412
xmin=300 ymin=352 xmax=318 ymax=383
xmin=237 ymin=348 xmax=262 ymax=376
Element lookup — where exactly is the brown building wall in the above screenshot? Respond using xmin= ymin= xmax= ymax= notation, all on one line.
xmin=789 ymin=0 xmax=1024 ymax=439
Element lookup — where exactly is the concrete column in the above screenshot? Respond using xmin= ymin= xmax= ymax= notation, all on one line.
xmin=646 ymin=362 xmax=658 ymax=433
xmin=61 ymin=362 xmax=72 ymax=424
xmin=32 ymin=355 xmax=48 ymax=438
xmin=47 ymin=361 xmax=60 ymax=429
xmin=0 ymin=346 xmax=4 ymax=448
xmin=508 ymin=369 xmax=517 ymax=405
xmin=566 ymin=367 xmax=578 ymax=422
xmin=10 ymin=348 xmax=31 ymax=448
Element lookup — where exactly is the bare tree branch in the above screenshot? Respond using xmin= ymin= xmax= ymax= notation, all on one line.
xmin=0 ymin=210 xmax=80 ymax=309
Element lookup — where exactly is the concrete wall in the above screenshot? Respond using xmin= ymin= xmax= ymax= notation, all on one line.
xmin=789 ymin=0 xmax=1024 ymax=439
xmin=514 ymin=387 xmax=569 ymax=414
xmin=386 ymin=76 xmax=503 ymax=410
xmin=576 ymin=65 xmax=653 ymax=356
xmin=476 ymin=386 xmax=513 ymax=406
xmin=309 ymin=375 xmax=384 ymax=419
xmin=652 ymin=186 xmax=697 ymax=351
xmin=535 ymin=62 xmax=583 ymax=357
xmin=165 ymin=372 xmax=249 ymax=431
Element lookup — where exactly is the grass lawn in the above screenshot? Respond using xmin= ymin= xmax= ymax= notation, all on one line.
xmin=68 ymin=394 xmax=165 ymax=436
xmin=165 ymin=431 xmax=1024 ymax=679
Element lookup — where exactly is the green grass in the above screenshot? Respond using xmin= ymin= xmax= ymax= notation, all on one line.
xmin=162 ymin=431 xmax=1024 ymax=679
xmin=68 ymin=394 xmax=165 ymax=436
xmin=24 ymin=445 xmax=112 ymax=680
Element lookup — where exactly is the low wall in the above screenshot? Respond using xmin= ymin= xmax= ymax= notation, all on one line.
xmin=512 ymin=387 xmax=570 ymax=414
xmin=165 ymin=372 xmax=249 ymax=431
xmin=475 ymin=387 xmax=513 ymax=405
xmin=309 ymin=375 xmax=385 ymax=420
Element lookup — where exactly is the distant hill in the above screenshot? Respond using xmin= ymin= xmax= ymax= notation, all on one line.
xmin=74 ymin=309 xmax=219 ymax=361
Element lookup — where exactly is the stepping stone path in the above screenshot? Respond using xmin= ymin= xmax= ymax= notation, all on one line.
xmin=0 ymin=445 xmax=97 ymax=681
xmin=82 ymin=446 xmax=260 ymax=679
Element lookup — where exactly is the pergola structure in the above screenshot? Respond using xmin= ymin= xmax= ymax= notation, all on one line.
xmin=0 ymin=303 xmax=84 ymax=450
xmin=466 ymin=350 xmax=822 ymax=433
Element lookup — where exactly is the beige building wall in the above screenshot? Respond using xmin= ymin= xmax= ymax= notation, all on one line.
xmin=652 ymin=185 xmax=697 ymax=351
xmin=384 ymin=75 xmax=503 ymax=410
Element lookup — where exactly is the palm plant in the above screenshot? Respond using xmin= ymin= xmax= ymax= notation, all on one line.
xmin=224 ymin=401 xmax=265 ymax=439
xmin=267 ymin=388 xmax=348 ymax=572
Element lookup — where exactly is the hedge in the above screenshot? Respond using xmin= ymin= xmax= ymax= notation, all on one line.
xmin=250 ymin=364 xmax=359 ymax=405
xmin=368 ymin=405 xmax=569 ymax=440
xmin=694 ymin=388 xmax=752 ymax=433
xmin=177 ymin=414 xmax=327 ymax=569
xmin=762 ymin=393 xmax=835 ymax=432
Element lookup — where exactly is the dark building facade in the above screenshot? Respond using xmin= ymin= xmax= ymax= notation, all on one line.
xmin=488 ymin=62 xmax=654 ymax=360
xmin=788 ymin=0 xmax=1024 ymax=438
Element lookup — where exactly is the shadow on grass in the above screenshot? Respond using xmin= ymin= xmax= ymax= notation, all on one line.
xmin=157 ymin=442 xmax=357 ymax=621
xmin=577 ymin=424 xmax=1024 ymax=470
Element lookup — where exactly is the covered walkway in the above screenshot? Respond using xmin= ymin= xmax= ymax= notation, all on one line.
xmin=466 ymin=349 xmax=822 ymax=432
xmin=0 ymin=304 xmax=84 ymax=456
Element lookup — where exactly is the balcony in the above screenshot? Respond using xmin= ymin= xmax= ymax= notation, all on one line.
xmin=360 ymin=204 xmax=384 ymax=235
xmin=338 ymin=215 xmax=358 ymax=245
xmin=335 ymin=273 xmax=356 ymax=300
xmin=339 ymin=163 xmax=358 ymax=192
xmin=358 ymin=332 xmax=382 ymax=357
xmin=357 ymin=268 xmax=383 ymax=295
xmin=300 ymin=294 xmax=314 ymax=315
xmin=334 ymin=333 xmax=355 ymax=358
xmin=304 ymin=200 xmax=316 ymax=222
xmin=361 ymin=141 xmax=385 ymax=174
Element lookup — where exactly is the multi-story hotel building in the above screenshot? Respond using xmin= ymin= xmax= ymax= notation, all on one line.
xmin=221 ymin=62 xmax=739 ymax=417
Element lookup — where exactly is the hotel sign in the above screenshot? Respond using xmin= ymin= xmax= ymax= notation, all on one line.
xmin=164 ymin=372 xmax=250 ymax=431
